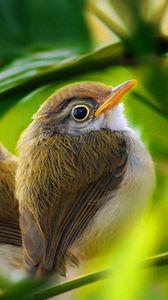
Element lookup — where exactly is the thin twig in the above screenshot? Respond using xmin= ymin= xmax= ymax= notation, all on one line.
xmin=29 ymin=269 xmax=110 ymax=300
xmin=28 ymin=252 xmax=168 ymax=300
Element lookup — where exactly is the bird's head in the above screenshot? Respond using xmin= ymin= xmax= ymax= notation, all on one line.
xmin=33 ymin=80 xmax=137 ymax=137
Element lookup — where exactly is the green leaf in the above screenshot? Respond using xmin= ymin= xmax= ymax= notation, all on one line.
xmin=0 ymin=43 xmax=123 ymax=95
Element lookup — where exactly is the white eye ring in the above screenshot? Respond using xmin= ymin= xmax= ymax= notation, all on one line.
xmin=71 ymin=105 xmax=90 ymax=122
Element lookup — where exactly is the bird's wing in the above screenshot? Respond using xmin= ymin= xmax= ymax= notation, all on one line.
xmin=53 ymin=151 xmax=127 ymax=272
xmin=0 ymin=222 xmax=22 ymax=246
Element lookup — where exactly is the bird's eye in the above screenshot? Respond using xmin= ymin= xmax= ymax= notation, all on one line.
xmin=71 ymin=105 xmax=90 ymax=122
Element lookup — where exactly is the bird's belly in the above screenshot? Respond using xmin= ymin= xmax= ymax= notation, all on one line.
xmin=71 ymin=129 xmax=155 ymax=259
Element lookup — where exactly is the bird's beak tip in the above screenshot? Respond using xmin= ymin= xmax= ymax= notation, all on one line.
xmin=95 ymin=79 xmax=137 ymax=117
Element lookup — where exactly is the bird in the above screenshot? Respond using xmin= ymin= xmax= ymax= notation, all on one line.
xmin=15 ymin=80 xmax=155 ymax=278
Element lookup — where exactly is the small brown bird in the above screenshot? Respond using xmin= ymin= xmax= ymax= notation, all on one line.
xmin=16 ymin=80 xmax=155 ymax=278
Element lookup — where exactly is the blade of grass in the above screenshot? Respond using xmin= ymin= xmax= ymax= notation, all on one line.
xmin=27 ymin=252 xmax=168 ymax=300
xmin=29 ymin=270 xmax=110 ymax=300
xmin=0 ymin=252 xmax=167 ymax=300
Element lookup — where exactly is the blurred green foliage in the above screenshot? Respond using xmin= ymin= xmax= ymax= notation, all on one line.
xmin=0 ymin=0 xmax=168 ymax=299
xmin=0 ymin=0 xmax=91 ymax=63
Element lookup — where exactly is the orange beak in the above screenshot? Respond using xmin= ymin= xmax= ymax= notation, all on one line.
xmin=95 ymin=79 xmax=137 ymax=117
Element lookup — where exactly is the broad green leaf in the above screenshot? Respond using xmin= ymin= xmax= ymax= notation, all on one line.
xmin=0 ymin=43 xmax=123 ymax=95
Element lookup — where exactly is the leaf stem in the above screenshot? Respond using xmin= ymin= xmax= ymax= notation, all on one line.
xmin=29 ymin=269 xmax=110 ymax=300
xmin=29 ymin=252 xmax=168 ymax=300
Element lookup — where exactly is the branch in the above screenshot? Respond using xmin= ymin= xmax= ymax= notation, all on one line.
xmin=29 ymin=252 xmax=168 ymax=300
xmin=29 ymin=269 xmax=110 ymax=300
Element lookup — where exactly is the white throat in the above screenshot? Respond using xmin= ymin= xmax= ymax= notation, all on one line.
xmin=84 ymin=103 xmax=128 ymax=133
xmin=103 ymin=103 xmax=128 ymax=131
